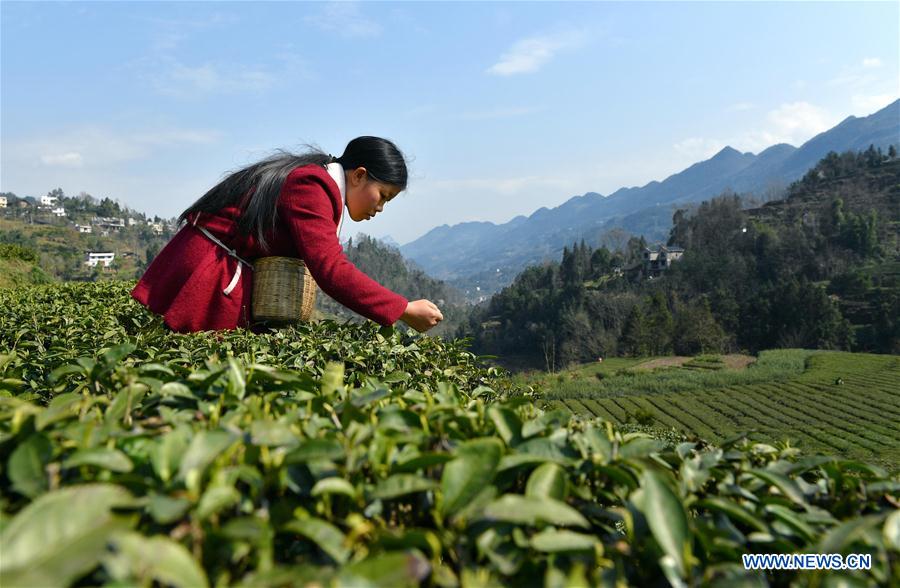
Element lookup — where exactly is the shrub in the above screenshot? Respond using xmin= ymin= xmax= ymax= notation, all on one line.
xmin=0 ymin=282 xmax=897 ymax=587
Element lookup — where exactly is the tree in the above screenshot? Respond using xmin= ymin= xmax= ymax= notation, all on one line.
xmin=644 ymin=291 xmax=674 ymax=355
xmin=673 ymin=299 xmax=728 ymax=355
xmin=620 ymin=304 xmax=648 ymax=357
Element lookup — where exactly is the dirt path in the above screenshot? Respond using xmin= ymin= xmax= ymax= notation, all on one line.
xmin=632 ymin=354 xmax=757 ymax=371
xmin=632 ymin=357 xmax=692 ymax=370
xmin=722 ymin=354 xmax=756 ymax=369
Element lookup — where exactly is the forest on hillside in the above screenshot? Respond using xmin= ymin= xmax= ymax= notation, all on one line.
xmin=458 ymin=146 xmax=900 ymax=370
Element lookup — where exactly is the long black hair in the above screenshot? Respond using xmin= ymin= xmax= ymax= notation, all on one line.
xmin=179 ymin=136 xmax=408 ymax=252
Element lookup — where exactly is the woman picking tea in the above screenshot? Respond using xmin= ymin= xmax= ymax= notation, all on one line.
xmin=131 ymin=136 xmax=443 ymax=333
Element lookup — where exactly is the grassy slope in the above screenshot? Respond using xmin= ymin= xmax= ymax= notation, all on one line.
xmin=531 ymin=351 xmax=900 ymax=470
xmin=0 ymin=258 xmax=53 ymax=289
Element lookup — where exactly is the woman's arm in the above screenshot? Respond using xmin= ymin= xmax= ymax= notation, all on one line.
xmin=278 ymin=167 xmax=409 ymax=326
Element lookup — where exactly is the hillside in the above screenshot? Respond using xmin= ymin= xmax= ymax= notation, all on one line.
xmin=402 ymin=100 xmax=900 ymax=298
xmin=459 ymin=148 xmax=900 ymax=369
xmin=1 ymin=190 xmax=176 ymax=283
xmin=535 ymin=350 xmax=900 ymax=471
xmin=0 ymin=245 xmax=53 ymax=289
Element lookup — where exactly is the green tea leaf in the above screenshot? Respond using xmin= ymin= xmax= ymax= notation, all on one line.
xmin=36 ymin=392 xmax=80 ymax=430
xmin=7 ymin=433 xmax=52 ymax=498
xmin=64 ymin=448 xmax=133 ymax=473
xmin=697 ymin=497 xmax=768 ymax=533
xmin=372 ymin=474 xmax=437 ymax=500
xmin=441 ymin=438 xmax=503 ymax=517
xmin=285 ymin=438 xmax=344 ymax=463
xmin=392 ymin=453 xmax=453 ymax=473
xmin=336 ymin=550 xmax=430 ymax=588
xmin=0 ymin=484 xmax=135 ymax=588
xmin=284 ymin=517 xmax=350 ymax=564
xmin=885 ymin=510 xmax=900 ymax=550
xmin=312 ymin=477 xmax=357 ymax=499
xmin=488 ymin=406 xmax=522 ymax=446
xmin=818 ymin=514 xmax=887 ymax=553
xmin=196 ymin=485 xmax=240 ymax=520
xmin=147 ymin=493 xmax=191 ymax=524
xmin=481 ymin=494 xmax=589 ymax=528
xmin=639 ymin=469 xmax=690 ymax=578
xmin=177 ymin=430 xmax=237 ymax=484
xmin=151 ymin=426 xmax=190 ymax=483
xmin=619 ymin=437 xmax=667 ymax=459
xmin=525 ymin=462 xmax=568 ymax=500
xmin=747 ymin=469 xmax=807 ymax=506
xmin=320 ymin=362 xmax=345 ymax=398
xmin=226 ymin=357 xmax=246 ymax=399
xmin=530 ymin=529 xmax=598 ymax=552
xmin=104 ymin=532 xmax=209 ymax=588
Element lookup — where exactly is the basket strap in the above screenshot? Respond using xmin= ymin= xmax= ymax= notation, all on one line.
xmin=192 ymin=213 xmax=252 ymax=296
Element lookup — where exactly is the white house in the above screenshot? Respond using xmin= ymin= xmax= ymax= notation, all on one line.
xmin=85 ymin=252 xmax=115 ymax=268
xmin=40 ymin=195 xmax=58 ymax=207
xmin=52 ymin=207 xmax=67 ymax=217
xmin=643 ymin=245 xmax=685 ymax=275
xmin=149 ymin=222 xmax=164 ymax=235
xmin=127 ymin=217 xmax=139 ymax=226
xmin=75 ymin=224 xmax=92 ymax=234
xmin=0 ymin=196 xmax=7 ymax=208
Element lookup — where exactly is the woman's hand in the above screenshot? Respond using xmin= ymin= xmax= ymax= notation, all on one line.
xmin=400 ymin=299 xmax=443 ymax=332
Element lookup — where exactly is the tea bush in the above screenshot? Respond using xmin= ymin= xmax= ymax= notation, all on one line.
xmin=0 ymin=282 xmax=897 ymax=587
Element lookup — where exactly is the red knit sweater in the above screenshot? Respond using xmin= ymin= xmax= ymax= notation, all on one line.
xmin=131 ymin=164 xmax=408 ymax=332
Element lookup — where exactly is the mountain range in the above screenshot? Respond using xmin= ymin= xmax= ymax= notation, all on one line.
xmin=400 ymin=99 xmax=900 ymax=299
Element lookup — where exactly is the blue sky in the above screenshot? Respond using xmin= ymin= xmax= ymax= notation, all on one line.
xmin=2 ymin=1 xmax=898 ymax=245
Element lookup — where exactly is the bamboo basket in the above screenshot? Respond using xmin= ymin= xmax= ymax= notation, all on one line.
xmin=251 ymin=256 xmax=317 ymax=324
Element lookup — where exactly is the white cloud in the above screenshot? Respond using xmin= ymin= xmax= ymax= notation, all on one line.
xmin=737 ymin=101 xmax=836 ymax=152
xmin=673 ymin=137 xmax=727 ymax=160
xmin=11 ymin=126 xmax=222 ymax=168
xmin=487 ymin=30 xmax=586 ymax=76
xmin=674 ymin=101 xmax=838 ymax=158
xmin=851 ymin=93 xmax=898 ymax=114
xmin=305 ymin=2 xmax=381 ymax=38
xmin=40 ymin=152 xmax=84 ymax=168
xmin=828 ymin=72 xmax=878 ymax=87
xmin=862 ymin=57 xmax=882 ymax=69
xmin=140 ymin=12 xmax=239 ymax=52
xmin=766 ymin=101 xmax=833 ymax=141
xmin=150 ymin=60 xmax=276 ymax=97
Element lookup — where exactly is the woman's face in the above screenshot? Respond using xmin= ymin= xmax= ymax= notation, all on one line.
xmin=345 ymin=167 xmax=401 ymax=222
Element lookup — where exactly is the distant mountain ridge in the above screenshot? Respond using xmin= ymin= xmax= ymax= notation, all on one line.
xmin=401 ymin=100 xmax=900 ymax=298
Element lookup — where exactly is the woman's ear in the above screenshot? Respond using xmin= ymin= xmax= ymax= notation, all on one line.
xmin=350 ymin=167 xmax=367 ymax=186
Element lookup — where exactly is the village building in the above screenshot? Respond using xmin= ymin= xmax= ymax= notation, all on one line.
xmin=75 ymin=224 xmax=92 ymax=234
xmin=0 ymin=196 xmax=7 ymax=208
xmin=92 ymin=217 xmax=126 ymax=232
xmin=643 ymin=244 xmax=685 ymax=276
xmin=40 ymin=195 xmax=58 ymax=207
xmin=52 ymin=207 xmax=67 ymax=217
xmin=85 ymin=252 xmax=115 ymax=268
xmin=127 ymin=217 xmax=140 ymax=226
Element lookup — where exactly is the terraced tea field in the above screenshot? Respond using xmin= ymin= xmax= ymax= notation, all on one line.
xmin=540 ymin=351 xmax=900 ymax=469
